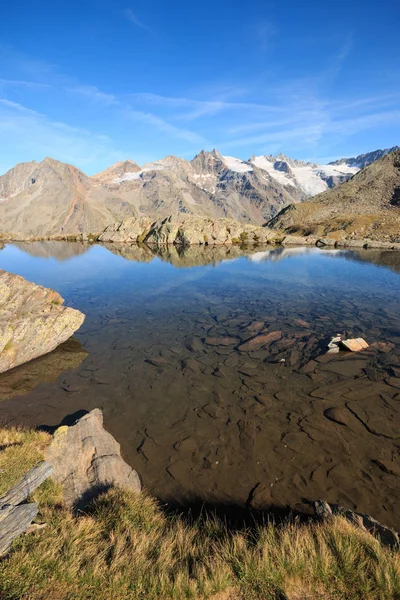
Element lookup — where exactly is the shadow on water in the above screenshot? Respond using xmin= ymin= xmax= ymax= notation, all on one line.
xmin=38 ymin=409 xmax=311 ymax=531
xmin=37 ymin=408 xmax=89 ymax=434
xmin=0 ymin=339 xmax=88 ymax=403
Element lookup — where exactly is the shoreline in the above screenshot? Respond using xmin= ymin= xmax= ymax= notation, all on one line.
xmin=1 ymin=233 xmax=400 ymax=251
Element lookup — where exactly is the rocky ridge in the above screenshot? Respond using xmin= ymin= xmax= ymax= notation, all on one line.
xmin=0 ymin=270 xmax=85 ymax=373
xmin=0 ymin=147 xmax=394 ymax=239
xmin=267 ymin=150 xmax=400 ymax=245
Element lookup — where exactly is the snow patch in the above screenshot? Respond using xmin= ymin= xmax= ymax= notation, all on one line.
xmin=251 ymin=155 xmax=360 ymax=196
xmin=221 ymin=155 xmax=253 ymax=173
xmin=252 ymin=156 xmax=295 ymax=187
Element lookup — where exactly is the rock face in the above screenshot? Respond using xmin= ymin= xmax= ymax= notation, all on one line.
xmin=46 ymin=409 xmax=141 ymax=508
xmin=268 ymin=150 xmax=400 ymax=244
xmin=0 ymin=271 xmax=85 ymax=373
xmin=99 ymin=214 xmax=277 ymax=246
xmin=0 ymin=147 xmax=392 ymax=239
xmin=0 ymin=270 xmax=85 ymax=374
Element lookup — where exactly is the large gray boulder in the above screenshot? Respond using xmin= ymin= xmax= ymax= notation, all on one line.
xmin=46 ymin=409 xmax=141 ymax=508
xmin=0 ymin=270 xmax=85 ymax=373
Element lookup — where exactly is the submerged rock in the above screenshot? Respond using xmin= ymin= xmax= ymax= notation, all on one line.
xmin=0 ymin=270 xmax=85 ymax=373
xmin=46 ymin=408 xmax=141 ymax=508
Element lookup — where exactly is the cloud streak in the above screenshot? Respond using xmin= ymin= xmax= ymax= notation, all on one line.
xmin=124 ymin=8 xmax=151 ymax=31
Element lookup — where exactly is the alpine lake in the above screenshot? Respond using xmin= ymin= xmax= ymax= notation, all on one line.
xmin=0 ymin=241 xmax=399 ymax=528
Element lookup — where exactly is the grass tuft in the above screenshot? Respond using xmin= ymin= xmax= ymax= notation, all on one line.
xmin=0 ymin=427 xmax=399 ymax=599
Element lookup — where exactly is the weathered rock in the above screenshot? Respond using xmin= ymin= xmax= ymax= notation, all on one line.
xmin=314 ymin=499 xmax=400 ymax=548
xmin=341 ymin=338 xmax=369 ymax=352
xmin=0 ymin=270 xmax=85 ymax=374
xmin=98 ymin=216 xmax=155 ymax=243
xmin=46 ymin=409 xmax=141 ymax=508
xmin=99 ymin=215 xmax=275 ymax=246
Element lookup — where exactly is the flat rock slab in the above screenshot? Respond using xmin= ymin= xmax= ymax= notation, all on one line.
xmin=238 ymin=330 xmax=282 ymax=352
xmin=0 ymin=270 xmax=85 ymax=373
xmin=46 ymin=408 xmax=141 ymax=508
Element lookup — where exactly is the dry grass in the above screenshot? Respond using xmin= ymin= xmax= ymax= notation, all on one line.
xmin=0 ymin=427 xmax=399 ymax=599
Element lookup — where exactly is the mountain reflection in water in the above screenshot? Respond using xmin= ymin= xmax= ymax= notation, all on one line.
xmin=0 ymin=241 xmax=399 ymax=529
xmin=4 ymin=240 xmax=400 ymax=273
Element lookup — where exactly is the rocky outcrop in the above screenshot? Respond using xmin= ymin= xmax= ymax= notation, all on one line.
xmin=99 ymin=215 xmax=278 ymax=246
xmin=98 ymin=216 xmax=155 ymax=243
xmin=0 ymin=270 xmax=85 ymax=373
xmin=46 ymin=409 xmax=141 ymax=508
xmin=267 ymin=150 xmax=400 ymax=244
xmin=314 ymin=500 xmax=399 ymax=548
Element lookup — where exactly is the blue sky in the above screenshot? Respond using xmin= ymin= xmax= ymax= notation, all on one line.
xmin=0 ymin=0 xmax=399 ymax=174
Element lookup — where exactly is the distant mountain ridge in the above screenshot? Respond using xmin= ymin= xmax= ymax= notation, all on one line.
xmin=0 ymin=146 xmax=396 ymax=239
xmin=268 ymin=149 xmax=400 ymax=244
xmin=328 ymin=146 xmax=399 ymax=169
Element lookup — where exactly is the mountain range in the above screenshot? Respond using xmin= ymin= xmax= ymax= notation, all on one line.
xmin=268 ymin=149 xmax=400 ymax=244
xmin=0 ymin=147 xmax=397 ymax=239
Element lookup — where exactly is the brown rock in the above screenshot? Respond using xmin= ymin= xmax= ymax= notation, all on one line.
xmin=324 ymin=407 xmax=349 ymax=426
xmin=370 ymin=341 xmax=395 ymax=353
xmin=46 ymin=409 xmax=141 ymax=508
xmin=0 ymin=270 xmax=85 ymax=374
xmin=238 ymin=330 xmax=282 ymax=352
xmin=294 ymin=319 xmax=310 ymax=328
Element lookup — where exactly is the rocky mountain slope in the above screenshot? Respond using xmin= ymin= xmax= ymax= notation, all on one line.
xmin=0 ymin=158 xmax=135 ymax=238
xmin=0 ymin=147 xmax=395 ymax=239
xmin=267 ymin=150 xmax=400 ymax=243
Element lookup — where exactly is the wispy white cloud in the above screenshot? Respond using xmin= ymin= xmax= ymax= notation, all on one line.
xmin=122 ymin=108 xmax=207 ymax=144
xmin=68 ymin=85 xmax=118 ymax=107
xmin=0 ymin=78 xmax=53 ymax=89
xmin=0 ymin=97 xmax=122 ymax=173
xmin=124 ymin=8 xmax=151 ymax=31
